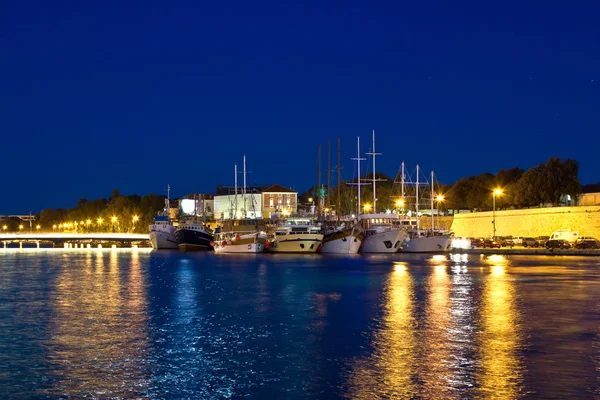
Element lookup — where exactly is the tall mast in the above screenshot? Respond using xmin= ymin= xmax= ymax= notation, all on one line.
xmin=234 ymin=163 xmax=238 ymax=219
xmin=401 ymin=162 xmax=405 ymax=213
xmin=416 ymin=164 xmax=420 ymax=232
xmin=317 ymin=144 xmax=322 ymax=217
xmin=431 ymin=170 xmax=435 ymax=231
xmin=365 ymin=129 xmax=381 ymax=213
xmin=243 ymin=155 xmax=247 ymax=218
xmin=337 ymin=136 xmax=341 ymax=223
xmin=327 ymin=140 xmax=331 ymax=210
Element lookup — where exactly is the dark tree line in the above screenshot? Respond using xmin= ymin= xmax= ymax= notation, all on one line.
xmin=36 ymin=189 xmax=166 ymax=232
xmin=299 ymin=156 xmax=582 ymax=215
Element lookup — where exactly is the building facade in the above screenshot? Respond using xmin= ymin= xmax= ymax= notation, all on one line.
xmin=212 ymin=184 xmax=297 ymax=220
xmin=261 ymin=185 xmax=297 ymax=219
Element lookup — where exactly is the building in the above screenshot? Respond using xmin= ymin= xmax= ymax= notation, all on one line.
xmin=178 ymin=194 xmax=214 ymax=219
xmin=212 ymin=184 xmax=297 ymax=220
xmin=579 ymin=192 xmax=600 ymax=206
xmin=261 ymin=184 xmax=297 ymax=218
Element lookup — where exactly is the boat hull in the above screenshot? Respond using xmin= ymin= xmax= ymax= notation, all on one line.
xmin=175 ymin=228 xmax=214 ymax=251
xmin=149 ymin=226 xmax=178 ymax=249
xmin=321 ymin=228 xmax=362 ymax=254
xmin=402 ymin=234 xmax=454 ymax=253
xmin=213 ymin=234 xmax=267 ymax=254
xmin=361 ymin=229 xmax=407 ymax=253
xmin=269 ymin=234 xmax=323 ymax=253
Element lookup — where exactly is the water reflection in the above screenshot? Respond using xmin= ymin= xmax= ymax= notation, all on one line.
xmin=46 ymin=251 xmax=150 ymax=398
xmin=346 ymin=262 xmax=417 ymax=399
xmin=477 ymin=265 xmax=523 ymax=398
xmin=421 ymin=264 xmax=452 ymax=398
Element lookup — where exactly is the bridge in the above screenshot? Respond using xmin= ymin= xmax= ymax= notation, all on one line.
xmin=0 ymin=233 xmax=150 ymax=248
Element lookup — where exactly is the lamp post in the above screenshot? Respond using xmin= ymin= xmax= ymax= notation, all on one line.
xmin=111 ymin=216 xmax=117 ymax=233
xmin=363 ymin=203 xmax=372 ymax=213
xmin=492 ymin=189 xmax=503 ymax=238
xmin=132 ymin=215 xmax=139 ymax=232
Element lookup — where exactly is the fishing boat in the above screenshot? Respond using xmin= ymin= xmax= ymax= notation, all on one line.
xmin=401 ymin=167 xmax=453 ymax=253
xmin=359 ymin=130 xmax=408 ymax=253
xmin=149 ymin=186 xmax=178 ymax=249
xmin=268 ymin=217 xmax=323 ymax=253
xmin=175 ymin=218 xmax=214 ymax=251
xmin=211 ymin=156 xmax=267 ymax=254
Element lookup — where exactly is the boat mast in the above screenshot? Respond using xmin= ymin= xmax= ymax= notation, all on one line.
xmin=317 ymin=144 xmax=322 ymax=217
xmin=337 ymin=136 xmax=341 ymax=223
xmin=401 ymin=162 xmax=405 ymax=213
xmin=327 ymin=140 xmax=331 ymax=211
xmin=431 ymin=171 xmax=435 ymax=232
xmin=243 ymin=155 xmax=247 ymax=218
xmin=416 ymin=164 xmax=419 ymax=232
xmin=365 ymin=129 xmax=382 ymax=213
xmin=234 ymin=163 xmax=238 ymax=219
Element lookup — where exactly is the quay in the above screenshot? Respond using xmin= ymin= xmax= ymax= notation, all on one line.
xmin=459 ymin=247 xmax=600 ymax=256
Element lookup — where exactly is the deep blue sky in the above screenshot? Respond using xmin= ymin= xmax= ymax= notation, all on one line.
xmin=1 ymin=0 xmax=598 ymax=213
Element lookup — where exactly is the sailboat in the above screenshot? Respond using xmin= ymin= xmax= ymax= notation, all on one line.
xmin=320 ymin=137 xmax=363 ymax=254
xmin=212 ymin=156 xmax=268 ymax=254
xmin=359 ymin=130 xmax=408 ymax=253
xmin=149 ymin=185 xmax=179 ymax=249
xmin=401 ymin=166 xmax=453 ymax=253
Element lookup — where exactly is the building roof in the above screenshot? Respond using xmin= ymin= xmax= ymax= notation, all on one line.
xmin=262 ymin=184 xmax=296 ymax=194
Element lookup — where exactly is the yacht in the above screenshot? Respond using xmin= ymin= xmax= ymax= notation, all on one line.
xmin=268 ymin=217 xmax=323 ymax=253
xmin=320 ymin=221 xmax=363 ymax=254
xmin=149 ymin=189 xmax=178 ymax=249
xmin=360 ymin=213 xmax=408 ymax=253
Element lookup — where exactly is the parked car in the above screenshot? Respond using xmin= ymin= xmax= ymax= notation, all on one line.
xmin=522 ymin=237 xmax=539 ymax=247
xmin=575 ymin=240 xmax=600 ymax=249
xmin=576 ymin=236 xmax=599 ymax=243
xmin=545 ymin=239 xmax=571 ymax=249
xmin=470 ymin=238 xmax=484 ymax=248
xmin=536 ymin=236 xmax=550 ymax=247
xmin=498 ymin=237 xmax=514 ymax=247
xmin=483 ymin=239 xmax=501 ymax=248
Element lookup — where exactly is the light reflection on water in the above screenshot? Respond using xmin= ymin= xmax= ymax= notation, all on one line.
xmin=0 ymin=250 xmax=599 ymax=399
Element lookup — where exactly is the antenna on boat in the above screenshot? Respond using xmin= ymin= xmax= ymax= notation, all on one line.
xmin=317 ymin=143 xmax=322 ymax=217
xmin=401 ymin=162 xmax=405 ymax=213
xmin=327 ymin=140 xmax=331 ymax=211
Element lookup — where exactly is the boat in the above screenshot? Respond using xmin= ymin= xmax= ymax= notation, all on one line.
xmin=360 ymin=213 xmax=408 ymax=253
xmin=175 ymin=218 xmax=214 ymax=251
xmin=149 ymin=186 xmax=178 ymax=249
xmin=268 ymin=217 xmax=323 ymax=253
xmin=320 ymin=221 xmax=363 ymax=254
xmin=211 ymin=156 xmax=267 ymax=254
xmin=213 ymin=218 xmax=268 ymax=254
xmin=400 ymin=166 xmax=453 ymax=253
xmin=359 ymin=131 xmax=408 ymax=253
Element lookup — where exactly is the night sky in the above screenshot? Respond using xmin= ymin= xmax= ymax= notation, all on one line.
xmin=1 ymin=0 xmax=598 ymax=213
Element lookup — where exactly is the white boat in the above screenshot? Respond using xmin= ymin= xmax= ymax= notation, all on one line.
xmin=149 ymin=188 xmax=178 ymax=249
xmin=360 ymin=213 xmax=408 ymax=253
xmin=268 ymin=218 xmax=323 ymax=253
xmin=402 ymin=230 xmax=454 ymax=253
xmin=320 ymin=222 xmax=362 ymax=254
xmin=211 ymin=157 xmax=267 ymax=254
xmin=400 ymin=166 xmax=453 ymax=253
xmin=358 ymin=131 xmax=408 ymax=253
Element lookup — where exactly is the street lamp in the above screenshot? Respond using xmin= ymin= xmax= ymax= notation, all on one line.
xmin=2 ymin=225 xmax=7 ymax=232
xmin=111 ymin=216 xmax=117 ymax=232
xmin=36 ymin=224 xmax=41 ymax=231
xmin=492 ymin=188 xmax=503 ymax=238
xmin=52 ymin=224 xmax=57 ymax=231
xmin=19 ymin=224 xmax=24 ymax=231
xmin=363 ymin=203 xmax=372 ymax=213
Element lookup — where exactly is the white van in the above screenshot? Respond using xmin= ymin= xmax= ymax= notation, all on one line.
xmin=550 ymin=229 xmax=580 ymax=244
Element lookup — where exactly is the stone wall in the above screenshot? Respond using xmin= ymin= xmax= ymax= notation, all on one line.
xmin=450 ymin=206 xmax=600 ymax=238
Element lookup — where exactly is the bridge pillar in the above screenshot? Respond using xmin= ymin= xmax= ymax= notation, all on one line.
xmin=98 ymin=244 xmax=102 ymax=249
xmin=87 ymin=243 xmax=91 ymax=249
xmin=64 ymin=243 xmax=69 ymax=249
xmin=3 ymin=241 xmax=5 ymax=248
xmin=36 ymin=241 xmax=39 ymax=249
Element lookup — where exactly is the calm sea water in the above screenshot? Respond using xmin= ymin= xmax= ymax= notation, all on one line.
xmin=0 ymin=250 xmax=599 ymax=399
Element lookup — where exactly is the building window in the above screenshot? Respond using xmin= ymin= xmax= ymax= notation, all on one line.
xmin=270 ymin=198 xmax=274 ymax=207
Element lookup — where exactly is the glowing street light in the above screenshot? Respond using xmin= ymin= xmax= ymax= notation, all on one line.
xmin=97 ymin=218 xmax=103 ymax=224
xmin=363 ymin=203 xmax=372 ymax=213
xmin=436 ymin=195 xmax=445 ymax=202
xmin=492 ymin=188 xmax=503 ymax=238
xmin=395 ymin=199 xmax=405 ymax=208
xmin=2 ymin=225 xmax=7 ymax=231
xmin=19 ymin=224 xmax=24 ymax=231
xmin=52 ymin=224 xmax=57 ymax=231
xmin=132 ymin=215 xmax=139 ymax=223
xmin=36 ymin=224 xmax=41 ymax=230
xmin=111 ymin=216 xmax=118 ymax=232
